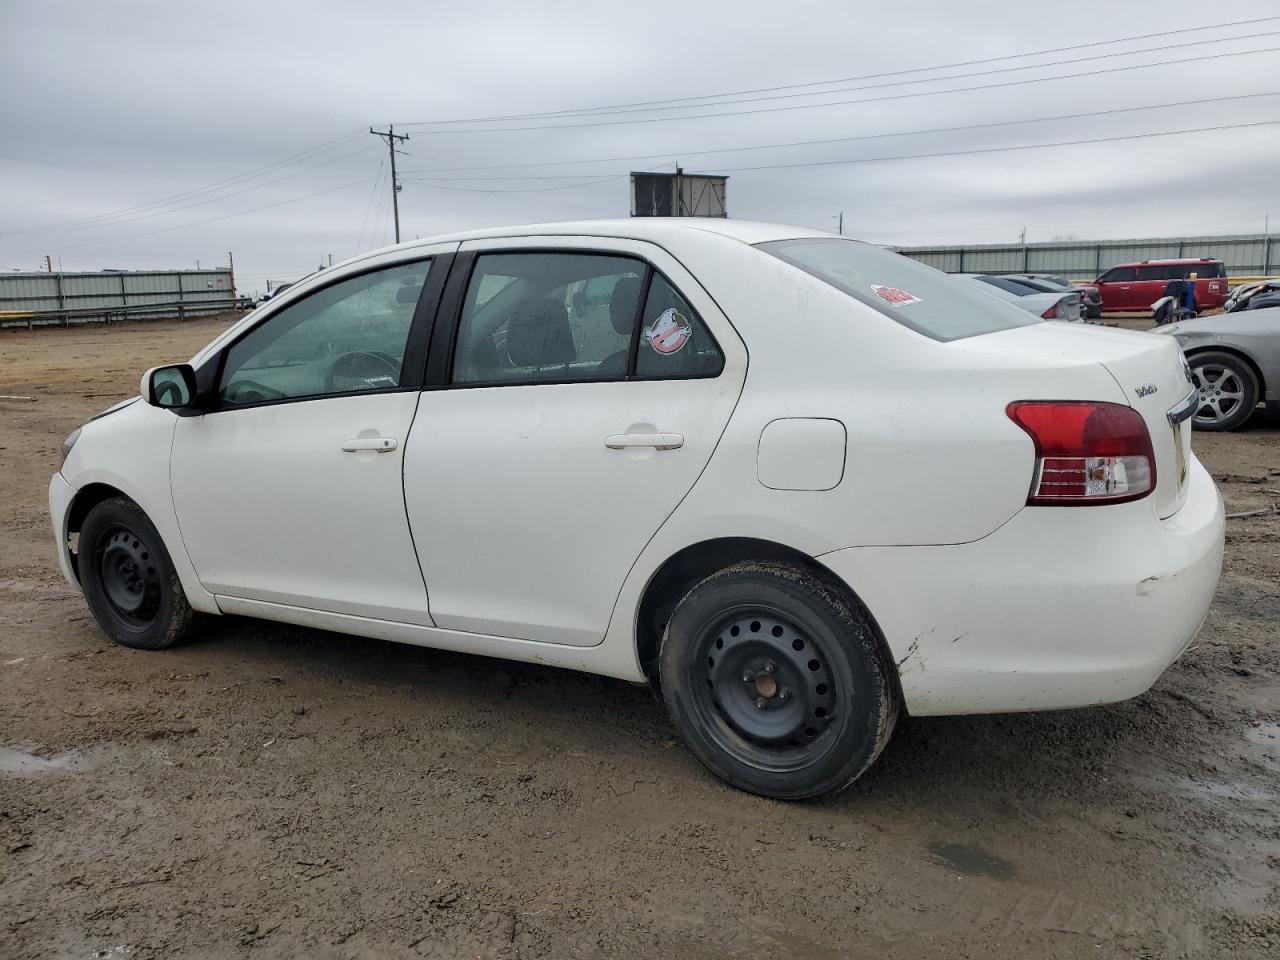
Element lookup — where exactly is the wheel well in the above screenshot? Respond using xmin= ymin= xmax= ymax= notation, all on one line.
xmin=1184 ymin=345 xmax=1266 ymax=395
xmin=65 ymin=483 xmax=128 ymax=581
xmin=634 ymin=537 xmax=894 ymax=686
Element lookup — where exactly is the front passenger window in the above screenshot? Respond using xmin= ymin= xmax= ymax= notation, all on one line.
xmin=219 ymin=260 xmax=430 ymax=406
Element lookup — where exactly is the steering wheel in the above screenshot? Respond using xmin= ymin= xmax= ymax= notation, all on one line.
xmin=326 ymin=351 xmax=402 ymax=393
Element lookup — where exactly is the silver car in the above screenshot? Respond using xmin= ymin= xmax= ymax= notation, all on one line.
xmin=1153 ymin=306 xmax=1280 ymax=430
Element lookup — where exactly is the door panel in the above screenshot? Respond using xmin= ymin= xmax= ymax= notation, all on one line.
xmin=403 ymin=238 xmax=746 ymax=646
xmin=170 ymin=252 xmax=449 ymax=624
xmin=172 ymin=392 xmax=430 ymax=622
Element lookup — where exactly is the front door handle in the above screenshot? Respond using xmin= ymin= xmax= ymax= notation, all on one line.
xmin=605 ymin=432 xmax=684 ymax=451
xmin=341 ymin=437 xmax=398 ymax=453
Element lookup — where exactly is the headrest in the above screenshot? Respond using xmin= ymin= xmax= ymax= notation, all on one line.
xmin=609 ymin=276 xmax=643 ymax=335
xmin=395 ymin=280 xmax=423 ymax=304
xmin=506 ymin=298 xmax=575 ymax=368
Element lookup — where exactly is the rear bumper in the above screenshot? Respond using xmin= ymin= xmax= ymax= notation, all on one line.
xmin=49 ymin=472 xmax=80 ymax=590
xmin=819 ymin=456 xmax=1224 ymax=716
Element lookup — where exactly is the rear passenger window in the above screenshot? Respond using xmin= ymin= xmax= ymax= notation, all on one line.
xmin=634 ymin=274 xmax=724 ymax=379
xmin=1098 ymin=267 xmax=1136 ymax=283
xmin=1136 ymin=265 xmax=1167 ymax=281
xmin=452 ymin=253 xmax=643 ymax=385
xmin=450 ymin=253 xmax=723 ymax=385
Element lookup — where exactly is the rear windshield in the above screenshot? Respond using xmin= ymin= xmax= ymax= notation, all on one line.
xmin=757 ymin=238 xmax=1040 ymax=341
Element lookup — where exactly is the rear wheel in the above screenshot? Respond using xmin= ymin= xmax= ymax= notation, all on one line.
xmin=659 ymin=561 xmax=899 ymax=800
xmin=80 ymin=497 xmax=194 ymax=650
xmin=1189 ymin=351 xmax=1259 ymax=431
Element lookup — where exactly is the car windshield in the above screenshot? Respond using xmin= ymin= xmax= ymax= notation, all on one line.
xmin=757 ymin=238 xmax=1041 ymax=341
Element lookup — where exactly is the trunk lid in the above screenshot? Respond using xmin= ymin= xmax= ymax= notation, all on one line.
xmin=968 ymin=322 xmax=1196 ymax=518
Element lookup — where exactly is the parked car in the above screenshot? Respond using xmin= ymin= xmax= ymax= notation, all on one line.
xmin=1017 ymin=274 xmax=1103 ymax=319
xmin=1152 ymin=305 xmax=1280 ymax=430
xmin=954 ymin=274 xmax=1082 ymax=320
xmin=1224 ymin=278 xmax=1280 ymax=313
xmin=1093 ymin=258 xmax=1228 ymax=313
xmin=988 ymin=275 xmax=1090 ymax=320
xmin=254 ymin=281 xmax=295 ymax=306
xmin=51 ymin=220 xmax=1223 ymax=800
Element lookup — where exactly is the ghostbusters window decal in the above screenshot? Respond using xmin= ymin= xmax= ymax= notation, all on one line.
xmin=644 ymin=307 xmax=693 ymax=355
xmin=634 ymin=274 xmax=724 ymax=379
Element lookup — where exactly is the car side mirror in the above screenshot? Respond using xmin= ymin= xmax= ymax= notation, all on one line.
xmin=141 ymin=364 xmax=197 ymax=409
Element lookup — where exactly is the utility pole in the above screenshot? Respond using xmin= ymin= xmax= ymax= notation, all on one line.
xmin=370 ymin=125 xmax=410 ymax=242
xmin=675 ymin=163 xmax=684 ymax=217
xmin=837 ymin=211 xmax=844 ymax=235
xmin=45 ymin=255 xmax=52 ymax=273
xmin=228 ymin=251 xmax=236 ymax=302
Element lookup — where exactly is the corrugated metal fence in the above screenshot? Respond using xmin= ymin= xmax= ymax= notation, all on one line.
xmin=0 ymin=268 xmax=234 ymax=324
xmin=894 ymin=233 xmax=1276 ymax=279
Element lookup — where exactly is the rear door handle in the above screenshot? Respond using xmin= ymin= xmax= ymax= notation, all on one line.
xmin=341 ymin=437 xmax=398 ymax=453
xmin=605 ymin=432 xmax=684 ymax=451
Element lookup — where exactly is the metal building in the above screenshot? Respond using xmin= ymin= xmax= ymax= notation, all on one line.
xmin=0 ymin=268 xmax=235 ymax=326
xmin=894 ymin=233 xmax=1276 ymax=279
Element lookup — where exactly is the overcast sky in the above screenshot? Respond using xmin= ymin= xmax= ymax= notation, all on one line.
xmin=2 ymin=0 xmax=1278 ymax=293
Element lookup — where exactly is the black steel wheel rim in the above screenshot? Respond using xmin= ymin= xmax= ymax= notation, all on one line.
xmin=97 ymin=524 xmax=162 ymax=625
xmin=689 ymin=604 xmax=842 ymax=773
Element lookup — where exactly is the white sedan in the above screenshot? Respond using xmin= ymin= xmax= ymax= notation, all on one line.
xmin=51 ymin=219 xmax=1224 ymax=800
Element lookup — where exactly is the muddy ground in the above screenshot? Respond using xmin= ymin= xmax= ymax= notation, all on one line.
xmin=2 ymin=315 xmax=1277 ymax=959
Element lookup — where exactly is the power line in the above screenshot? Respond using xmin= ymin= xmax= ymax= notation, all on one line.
xmin=399 ymin=90 xmax=1280 ymax=178
xmin=355 ymin=155 xmax=387 ymax=254
xmin=710 ymin=118 xmax=1280 ymax=174
xmin=16 ymin=143 xmax=381 ymax=237
xmin=391 ymin=14 xmax=1280 ymax=126
xmin=394 ymin=44 xmax=1280 ymax=134
xmin=3 ymin=130 xmax=367 ymax=235
xmin=14 ymin=177 xmax=376 ymax=256
xmin=404 ymin=118 xmax=1280 ymax=187
xmin=403 ymin=175 xmax=625 ymax=194
xmin=394 ymin=15 xmax=1280 ymax=126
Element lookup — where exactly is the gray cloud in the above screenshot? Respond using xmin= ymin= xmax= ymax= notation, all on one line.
xmin=2 ymin=0 xmax=1277 ymax=291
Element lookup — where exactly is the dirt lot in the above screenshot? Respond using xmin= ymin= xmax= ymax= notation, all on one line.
xmin=2 ymin=315 xmax=1278 ymax=959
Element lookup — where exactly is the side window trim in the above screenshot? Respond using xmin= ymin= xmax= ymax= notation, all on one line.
xmin=197 ymin=254 xmax=449 ymax=413
xmin=623 ymin=264 xmax=655 ymax=380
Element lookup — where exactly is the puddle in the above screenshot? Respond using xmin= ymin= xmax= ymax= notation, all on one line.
xmin=0 ymin=744 xmax=95 ymax=778
xmin=1244 ymin=723 xmax=1280 ymax=747
xmin=926 ymin=840 xmax=1017 ymax=881
xmin=1172 ymin=776 xmax=1272 ymax=803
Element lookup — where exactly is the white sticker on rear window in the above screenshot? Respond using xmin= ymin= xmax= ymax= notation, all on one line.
xmin=871 ymin=285 xmax=921 ymax=307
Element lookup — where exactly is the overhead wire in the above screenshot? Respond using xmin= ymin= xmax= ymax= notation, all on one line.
xmin=391 ymin=14 xmax=1280 ymax=125
xmin=394 ymin=44 xmax=1280 ymax=134
xmin=399 ymin=90 xmax=1280 ymax=178
xmin=4 ymin=130 xmax=368 ymax=235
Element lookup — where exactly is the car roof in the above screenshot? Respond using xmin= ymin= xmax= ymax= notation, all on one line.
xmin=1111 ymin=257 xmax=1222 ymax=266
xmin=361 ymin=218 xmax=835 ymax=255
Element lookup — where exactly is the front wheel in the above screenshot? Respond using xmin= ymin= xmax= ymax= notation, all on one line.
xmin=1189 ymin=351 xmax=1260 ymax=432
xmin=659 ymin=561 xmax=899 ymax=800
xmin=79 ymin=497 xmax=195 ymax=649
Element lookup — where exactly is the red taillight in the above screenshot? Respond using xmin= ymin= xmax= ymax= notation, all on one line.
xmin=1007 ymin=401 xmax=1155 ymax=505
xmin=1041 ymin=304 xmax=1058 ymax=319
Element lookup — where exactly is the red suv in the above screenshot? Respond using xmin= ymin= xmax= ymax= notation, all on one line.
xmin=1093 ymin=258 xmax=1228 ymax=312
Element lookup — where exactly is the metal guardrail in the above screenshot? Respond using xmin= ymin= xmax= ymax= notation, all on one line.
xmin=0 ymin=298 xmax=251 ymax=329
